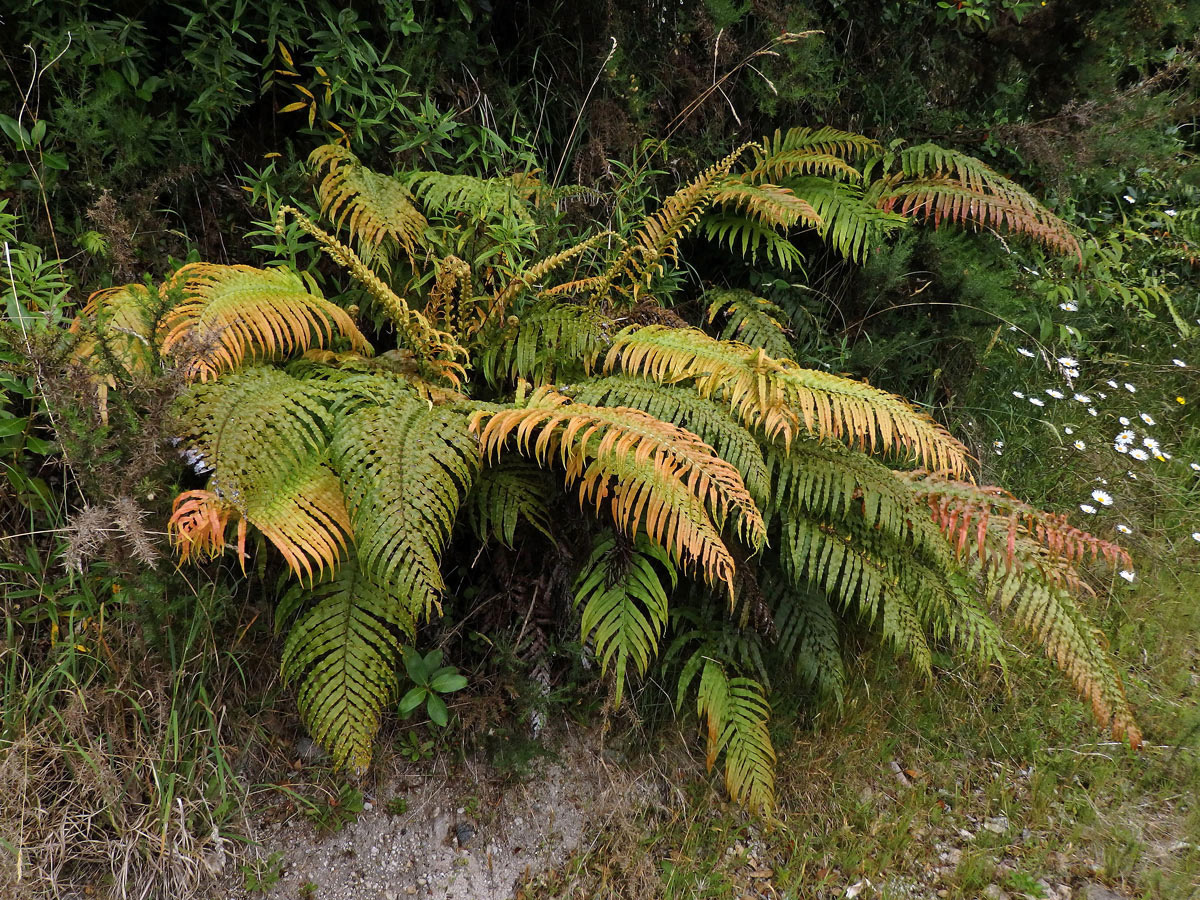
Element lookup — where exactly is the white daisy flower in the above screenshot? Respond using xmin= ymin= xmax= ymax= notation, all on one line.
xmin=993 ymin=440 xmax=1005 ymax=455
xmin=1115 ymin=430 xmax=1135 ymax=443
xmin=1143 ymin=436 xmax=1159 ymax=450
xmin=1079 ymin=503 xmax=1097 ymax=514
xmin=1119 ymin=570 xmax=1135 ymax=583
xmin=1190 ymin=462 xmax=1200 ymax=472
xmin=1127 ymin=471 xmax=1139 ymax=480
xmin=1056 ymin=356 xmax=1078 ymax=367
xmin=1192 ymin=533 xmax=1200 ymax=542
xmin=1064 ymin=426 xmax=1074 ymax=434
xmin=1116 ymin=524 xmax=1132 ymax=534
xmin=1018 ymin=347 xmax=1036 ymax=358
xmin=1107 ymin=380 xmax=1120 ymax=389
xmin=1166 ymin=208 xmax=1177 ymax=216
xmin=1123 ymin=194 xmax=1135 ymax=203
xmin=1088 ymin=407 xmax=1098 ymax=417
xmin=1012 ymin=390 xmax=1025 ymax=399
xmin=1129 ymin=448 xmax=1150 ymax=461
xmin=1046 ymin=389 xmax=1064 ymax=399
xmin=1124 ymin=382 xmax=1137 ymax=393
xmin=1140 ymin=413 xmax=1155 ymax=426
xmin=1119 ymin=416 xmax=1131 ymax=426
xmin=1030 ymin=397 xmax=1045 ymax=407
xmin=1173 ymin=359 xmax=1187 ymax=367
xmin=1066 ymin=368 xmax=1081 ymax=379
xmin=1114 ymin=443 xmax=1129 ymax=454
xmin=1059 ymin=302 xmax=1078 ymax=311
xmin=1073 ymin=439 xmax=1086 ymax=450
xmin=1091 ymin=490 xmax=1113 ymax=506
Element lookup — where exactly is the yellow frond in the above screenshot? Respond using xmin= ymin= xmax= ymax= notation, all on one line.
xmin=161 ymin=263 xmax=372 ymax=382
xmin=470 ymin=387 xmax=766 ymax=598
xmin=606 ymin=325 xmax=972 ymax=476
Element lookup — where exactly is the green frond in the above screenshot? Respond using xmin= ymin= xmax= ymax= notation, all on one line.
xmin=75 ymin=283 xmax=162 ymax=375
xmin=475 ymin=301 xmax=613 ymax=388
xmin=159 ymin=263 xmax=372 ymax=383
xmin=464 ymin=459 xmax=557 ymax=547
xmin=606 ymin=325 xmax=972 ymax=476
xmin=786 ymin=177 xmax=907 ymax=263
xmin=711 ymin=178 xmax=822 ymax=229
xmin=869 ymin=144 xmax=1082 ymax=258
xmin=281 ymin=555 xmax=414 ymax=771
xmin=750 ymin=126 xmax=882 ymax=181
xmin=180 ymin=366 xmax=351 ymax=580
xmin=405 ymin=171 xmax=536 ymax=221
xmin=574 ymin=531 xmax=676 ymax=705
xmin=604 ymin=142 xmax=757 ymax=301
xmin=309 ymin=144 xmax=428 ymax=264
xmin=570 ymin=374 xmax=770 ymax=508
xmin=276 ymin=206 xmax=468 ymax=385
xmin=699 ymin=213 xmax=807 ymax=269
xmin=705 ymin=289 xmax=796 ymax=360
xmin=490 ymin=231 xmax=616 ymax=316
xmin=696 ymin=661 xmax=776 ymax=813
xmin=767 ymin=579 xmax=845 ymax=703
xmin=332 ymin=379 xmax=480 ymax=618
xmin=470 ymin=386 xmax=766 ymax=597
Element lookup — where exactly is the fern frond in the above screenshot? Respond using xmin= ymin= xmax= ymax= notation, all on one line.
xmin=74 ymin=283 xmax=161 ymax=375
xmin=870 ymin=144 xmax=1082 ymax=258
xmin=309 ymin=144 xmax=428 ymax=264
xmin=160 ymin=263 xmax=372 ymax=383
xmin=464 ymin=459 xmax=556 ymax=547
xmin=281 ymin=555 xmax=415 ymax=771
xmin=699 ymin=213 xmax=806 ymax=269
xmin=426 ymin=254 xmax=475 ymax=337
xmin=167 ymin=488 xmax=246 ymax=568
xmin=705 ymin=289 xmax=796 ymax=360
xmin=788 ymin=177 xmax=907 ymax=263
xmin=767 ymin=579 xmax=845 ymax=703
xmin=405 ymin=171 xmax=535 ymax=221
xmin=490 ymin=231 xmax=615 ymax=317
xmin=475 ymin=302 xmax=613 ymax=388
xmin=749 ymin=126 xmax=882 ymax=180
xmin=470 ymin=386 xmax=766 ymax=597
xmin=606 ymin=325 xmax=971 ymax=475
xmin=604 ymin=143 xmax=756 ymax=300
xmin=570 ymin=374 xmax=770 ymax=508
xmin=276 ymin=206 xmax=468 ymax=384
xmin=696 ymin=661 xmax=776 ymax=813
xmin=332 ymin=380 xmax=479 ymax=618
xmin=179 ymin=367 xmax=351 ymax=580
xmin=711 ymin=178 xmax=822 ymax=229
xmin=574 ymin=532 xmax=676 ymax=704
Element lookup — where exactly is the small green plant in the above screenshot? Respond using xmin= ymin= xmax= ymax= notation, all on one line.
xmin=1005 ymin=871 xmax=1047 ymax=898
xmin=398 ymin=647 xmax=469 ymax=727
xmin=385 ymin=795 xmax=409 ymax=816
xmin=397 ymin=729 xmax=435 ymax=763
xmin=305 ymin=784 xmax=365 ymax=835
xmin=298 ymin=881 xmax=319 ymax=899
xmin=242 ymin=851 xmax=285 ymax=893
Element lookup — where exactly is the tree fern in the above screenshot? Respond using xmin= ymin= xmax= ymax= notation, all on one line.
xmin=607 ymin=325 xmax=971 ymax=475
xmin=574 ymin=531 xmax=676 ymax=704
xmin=471 ymin=386 xmax=766 ymax=596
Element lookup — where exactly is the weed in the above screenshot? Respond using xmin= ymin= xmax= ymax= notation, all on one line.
xmin=242 ymin=851 xmax=285 ymax=893
xmin=305 ymin=784 xmax=365 ymax=836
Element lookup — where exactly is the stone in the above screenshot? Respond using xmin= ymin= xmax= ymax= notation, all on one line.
xmin=1082 ymin=885 xmax=1127 ymax=900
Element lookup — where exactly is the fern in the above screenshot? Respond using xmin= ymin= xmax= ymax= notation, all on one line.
xmin=179 ymin=367 xmax=351 ymax=580
xmin=570 ymin=374 xmax=770 ymax=508
xmin=310 ymin=144 xmax=428 ymax=264
xmin=705 ymin=289 xmax=796 ymax=360
xmin=787 ymin=177 xmax=907 ymax=263
xmin=331 ymin=378 xmax=479 ymax=620
xmin=574 ymin=531 xmax=676 ymax=704
xmin=699 ymin=212 xmax=806 ymax=269
xmin=464 ymin=459 xmax=557 ymax=547
xmin=281 ymin=555 xmax=415 ymax=771
xmin=476 ymin=301 xmax=613 ymax=388
xmin=767 ymin=579 xmax=845 ymax=703
xmin=470 ymin=386 xmax=766 ymax=596
xmin=607 ymin=325 xmax=971 ymax=475
xmin=748 ymin=126 xmax=882 ymax=180
xmin=693 ymin=661 xmax=776 ymax=813
xmin=405 ymin=171 xmax=537 ymax=222
xmin=160 ymin=263 xmax=372 ymax=383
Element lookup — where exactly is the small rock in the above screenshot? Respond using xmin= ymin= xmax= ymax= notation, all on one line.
xmin=983 ymin=885 xmax=1007 ymax=900
xmin=1083 ymin=884 xmax=1127 ymax=900
xmin=455 ymin=821 xmax=476 ymax=848
xmin=983 ymin=816 xmax=1010 ymax=834
xmin=293 ymin=736 xmax=330 ymax=763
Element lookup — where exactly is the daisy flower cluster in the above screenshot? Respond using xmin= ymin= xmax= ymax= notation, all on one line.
xmin=988 ymin=332 xmax=1200 ymax=581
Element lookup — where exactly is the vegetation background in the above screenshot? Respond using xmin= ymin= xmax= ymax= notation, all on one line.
xmin=1 ymin=1 xmax=1198 ymax=898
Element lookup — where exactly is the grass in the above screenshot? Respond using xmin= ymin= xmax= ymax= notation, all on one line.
xmin=519 ymin=562 xmax=1200 ymax=900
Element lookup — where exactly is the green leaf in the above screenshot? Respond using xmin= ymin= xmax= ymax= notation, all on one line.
xmin=0 ymin=417 xmax=27 ymax=438
xmin=426 ymin=693 xmax=449 ymax=727
xmin=403 ymin=647 xmax=430 ymax=684
xmin=398 ymin=686 xmax=427 ymax=716
xmin=430 ymin=672 xmax=468 ymax=693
